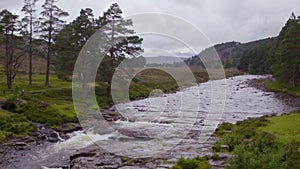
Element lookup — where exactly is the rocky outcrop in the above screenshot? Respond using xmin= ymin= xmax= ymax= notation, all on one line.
xmin=69 ymin=145 xmax=156 ymax=169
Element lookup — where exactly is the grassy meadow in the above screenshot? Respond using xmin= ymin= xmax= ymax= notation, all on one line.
xmin=212 ymin=110 xmax=300 ymax=169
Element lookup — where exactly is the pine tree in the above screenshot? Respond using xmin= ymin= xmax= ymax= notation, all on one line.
xmin=273 ymin=13 xmax=300 ymax=87
xmin=0 ymin=10 xmax=26 ymax=89
xmin=21 ymin=0 xmax=38 ymax=85
xmin=54 ymin=8 xmax=95 ymax=80
xmin=39 ymin=0 xmax=69 ymax=87
xmin=96 ymin=3 xmax=143 ymax=97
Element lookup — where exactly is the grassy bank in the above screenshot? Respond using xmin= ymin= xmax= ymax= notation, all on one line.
xmin=213 ymin=111 xmax=300 ymax=169
xmin=0 ymin=67 xmax=241 ymax=143
xmin=265 ymin=81 xmax=300 ymax=97
xmin=254 ymin=79 xmax=300 ymax=97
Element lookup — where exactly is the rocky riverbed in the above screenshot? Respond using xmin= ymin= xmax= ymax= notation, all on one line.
xmin=0 ymin=75 xmax=298 ymax=169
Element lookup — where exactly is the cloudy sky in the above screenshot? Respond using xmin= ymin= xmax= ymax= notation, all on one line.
xmin=1 ymin=0 xmax=300 ymax=56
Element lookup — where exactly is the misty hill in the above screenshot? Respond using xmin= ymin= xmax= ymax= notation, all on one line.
xmin=185 ymin=37 xmax=277 ymax=68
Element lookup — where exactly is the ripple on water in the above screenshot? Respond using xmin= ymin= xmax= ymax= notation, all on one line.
xmin=2 ymin=75 xmax=298 ymax=168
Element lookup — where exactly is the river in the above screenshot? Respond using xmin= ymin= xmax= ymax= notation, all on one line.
xmin=0 ymin=75 xmax=298 ymax=169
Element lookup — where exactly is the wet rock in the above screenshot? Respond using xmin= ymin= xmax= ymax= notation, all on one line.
xmin=101 ymin=109 xmax=126 ymax=122
xmin=70 ymin=146 xmax=123 ymax=169
xmin=117 ymin=129 xmax=150 ymax=138
xmin=54 ymin=123 xmax=82 ymax=134
xmin=119 ymin=167 xmax=148 ymax=169
xmin=70 ymin=152 xmax=97 ymax=161
xmin=39 ymin=101 xmax=49 ymax=108
xmin=2 ymin=75 xmax=300 ymax=169
xmin=42 ymin=164 xmax=68 ymax=169
xmin=220 ymin=145 xmax=229 ymax=151
xmin=47 ymin=136 xmax=60 ymax=143
xmin=14 ymin=142 xmax=27 ymax=147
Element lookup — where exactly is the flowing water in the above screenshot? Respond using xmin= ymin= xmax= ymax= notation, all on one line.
xmin=1 ymin=75 xmax=298 ymax=169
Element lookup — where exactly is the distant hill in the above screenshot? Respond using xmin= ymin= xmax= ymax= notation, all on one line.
xmin=145 ymin=56 xmax=185 ymax=65
xmin=185 ymin=37 xmax=277 ymax=68
xmin=0 ymin=37 xmax=47 ymax=74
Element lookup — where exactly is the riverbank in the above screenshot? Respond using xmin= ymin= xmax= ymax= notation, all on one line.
xmin=209 ymin=76 xmax=300 ymax=169
xmin=5 ymin=74 xmax=286 ymax=169
xmin=247 ymin=76 xmax=300 ymax=109
xmin=0 ymin=68 xmax=242 ymax=144
xmin=0 ymin=68 xmax=243 ymax=168
xmin=212 ymin=110 xmax=300 ymax=169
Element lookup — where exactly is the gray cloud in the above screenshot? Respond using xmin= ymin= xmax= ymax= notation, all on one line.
xmin=1 ymin=0 xmax=300 ymax=55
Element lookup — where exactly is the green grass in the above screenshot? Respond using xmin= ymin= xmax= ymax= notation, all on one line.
xmin=259 ymin=111 xmax=300 ymax=144
xmin=265 ymin=80 xmax=300 ymax=97
xmin=0 ymin=110 xmax=37 ymax=142
xmin=171 ymin=156 xmax=211 ymax=169
xmin=213 ymin=111 xmax=300 ymax=169
xmin=0 ymin=70 xmax=78 ymax=132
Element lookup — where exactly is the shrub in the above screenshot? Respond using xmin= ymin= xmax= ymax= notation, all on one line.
xmin=16 ymin=102 xmax=75 ymax=126
xmin=2 ymin=86 xmax=22 ymax=111
xmin=0 ymin=110 xmax=37 ymax=142
xmin=172 ymin=156 xmax=211 ymax=169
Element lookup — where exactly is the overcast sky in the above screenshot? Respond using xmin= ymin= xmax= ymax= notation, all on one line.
xmin=1 ymin=0 xmax=300 ymax=57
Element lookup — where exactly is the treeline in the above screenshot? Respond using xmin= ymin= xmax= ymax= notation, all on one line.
xmin=185 ymin=42 xmax=241 ymax=68
xmin=237 ymin=37 xmax=277 ymax=74
xmin=238 ymin=13 xmax=300 ymax=87
xmin=0 ymin=0 xmax=144 ymax=96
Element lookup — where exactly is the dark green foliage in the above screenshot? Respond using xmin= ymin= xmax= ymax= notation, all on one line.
xmin=16 ymin=102 xmax=77 ymax=126
xmin=185 ymin=38 xmax=277 ymax=70
xmin=213 ymin=117 xmax=270 ymax=152
xmin=172 ymin=156 xmax=211 ymax=169
xmin=2 ymin=86 xmax=22 ymax=111
xmin=228 ymin=137 xmax=280 ymax=169
xmin=265 ymin=80 xmax=300 ymax=97
xmin=228 ymin=136 xmax=300 ymax=169
xmin=54 ymin=8 xmax=96 ymax=80
xmin=0 ymin=10 xmax=26 ymax=89
xmin=0 ymin=110 xmax=37 ymax=142
xmin=21 ymin=0 xmax=39 ymax=85
xmin=39 ymin=0 xmax=69 ymax=86
xmin=237 ymin=38 xmax=277 ymax=74
xmin=96 ymin=3 xmax=143 ymax=97
xmin=213 ymin=122 xmax=234 ymax=137
xmin=236 ymin=14 xmax=300 ymax=87
xmin=185 ymin=42 xmax=240 ymax=68
xmin=272 ymin=15 xmax=300 ymax=87
xmin=213 ymin=115 xmax=300 ymax=169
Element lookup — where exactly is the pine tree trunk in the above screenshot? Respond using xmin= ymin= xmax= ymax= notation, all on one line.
xmin=106 ymin=81 xmax=111 ymax=98
xmin=45 ymin=14 xmax=52 ymax=87
xmin=7 ymin=52 xmax=13 ymax=90
xmin=5 ymin=32 xmax=12 ymax=90
xmin=29 ymin=51 xmax=32 ymax=85
xmin=29 ymin=17 xmax=33 ymax=86
xmin=293 ymin=64 xmax=299 ymax=87
xmin=45 ymin=43 xmax=50 ymax=87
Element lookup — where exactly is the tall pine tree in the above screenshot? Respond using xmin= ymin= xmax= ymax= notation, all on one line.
xmin=96 ymin=3 xmax=143 ymax=97
xmin=54 ymin=8 xmax=96 ymax=80
xmin=273 ymin=13 xmax=300 ymax=87
xmin=39 ymin=0 xmax=69 ymax=87
xmin=0 ymin=10 xmax=26 ymax=89
xmin=21 ymin=0 xmax=39 ymax=85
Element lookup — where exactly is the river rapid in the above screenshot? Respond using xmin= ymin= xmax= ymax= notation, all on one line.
xmin=0 ymin=75 xmax=298 ymax=169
